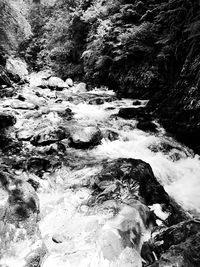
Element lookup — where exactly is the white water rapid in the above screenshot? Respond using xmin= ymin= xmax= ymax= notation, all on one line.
xmin=1 ymin=84 xmax=200 ymax=267
xmin=37 ymin=88 xmax=200 ymax=266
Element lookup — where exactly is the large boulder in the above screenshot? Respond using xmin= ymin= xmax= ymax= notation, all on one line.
xmin=90 ymin=158 xmax=188 ymax=226
xmin=47 ymin=76 xmax=66 ymax=90
xmin=69 ymin=126 xmax=102 ymax=149
xmin=91 ymin=158 xmax=169 ymax=205
xmin=6 ymin=57 xmax=28 ymax=82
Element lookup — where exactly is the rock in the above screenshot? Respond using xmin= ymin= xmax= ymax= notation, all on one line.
xmin=47 ymin=76 xmax=65 ymax=90
xmin=19 ymin=93 xmax=46 ymax=107
xmin=103 ymin=129 xmax=119 ymax=141
xmin=0 ymin=112 xmax=16 ymax=128
xmin=89 ymin=98 xmax=104 ymax=105
xmin=65 ymin=78 xmax=73 ymax=87
xmin=31 ymin=128 xmax=66 ymax=146
xmin=99 ymin=202 xmax=150 ymax=266
xmin=74 ymin=82 xmax=87 ymax=92
xmin=3 ymin=99 xmax=36 ymax=110
xmin=52 ymin=233 xmax=66 ymax=243
xmin=57 ymin=108 xmax=73 ymax=120
xmin=6 ymin=57 xmax=28 ymax=81
xmin=143 ymin=220 xmax=200 ymax=266
xmin=118 ymin=107 xmax=152 ymax=120
xmin=152 ymin=220 xmax=200 ymax=254
xmin=17 ymin=130 xmax=33 ymax=141
xmin=69 ymin=126 xmax=102 ymax=149
xmin=0 ymin=170 xmax=39 ymax=226
xmin=91 ymin=158 xmax=169 ymax=206
xmin=90 ymin=158 xmax=188 ymax=226
xmin=137 ymin=121 xmax=158 ymax=133
xmin=27 ymin=158 xmax=51 ymax=177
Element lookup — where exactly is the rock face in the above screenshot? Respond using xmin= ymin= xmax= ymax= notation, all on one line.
xmin=0 ymin=0 xmax=31 ymax=55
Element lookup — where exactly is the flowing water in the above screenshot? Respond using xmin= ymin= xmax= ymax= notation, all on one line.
xmin=38 ymin=88 xmax=200 ymax=266
xmin=1 ymin=85 xmax=200 ymax=266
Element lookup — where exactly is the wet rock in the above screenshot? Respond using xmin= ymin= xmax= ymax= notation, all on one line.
xmin=65 ymin=78 xmax=73 ymax=87
xmin=17 ymin=130 xmax=34 ymax=141
xmin=0 ymin=112 xmax=16 ymax=128
xmin=91 ymin=158 xmax=169 ymax=206
xmin=118 ymin=107 xmax=152 ymax=120
xmin=137 ymin=121 xmax=158 ymax=133
xmin=74 ymin=82 xmax=87 ymax=92
xmin=103 ymin=129 xmax=119 ymax=141
xmin=89 ymin=97 xmax=104 ymax=105
xmin=0 ymin=170 xmax=39 ymax=226
xmin=6 ymin=57 xmax=28 ymax=81
xmin=148 ymin=221 xmax=200 ymax=267
xmin=27 ymin=158 xmax=51 ymax=177
xmin=57 ymin=107 xmax=74 ymax=120
xmin=91 ymin=158 xmax=188 ymax=226
xmin=3 ymin=99 xmax=36 ymax=110
xmin=99 ymin=202 xmax=150 ymax=265
xmin=47 ymin=76 xmax=66 ymax=90
xmin=31 ymin=128 xmax=66 ymax=146
xmin=52 ymin=233 xmax=66 ymax=243
xmin=69 ymin=126 xmax=102 ymax=149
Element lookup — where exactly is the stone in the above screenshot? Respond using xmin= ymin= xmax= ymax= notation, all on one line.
xmin=0 ymin=170 xmax=39 ymax=226
xmin=118 ymin=107 xmax=152 ymax=120
xmin=47 ymin=77 xmax=65 ymax=90
xmin=16 ymin=130 xmax=33 ymax=141
xmin=137 ymin=121 xmax=158 ymax=133
xmin=91 ymin=158 xmax=169 ymax=206
xmin=0 ymin=112 xmax=16 ymax=128
xmin=27 ymin=158 xmax=51 ymax=177
xmin=74 ymin=82 xmax=87 ymax=92
xmin=31 ymin=128 xmax=66 ymax=146
xmin=103 ymin=129 xmax=119 ymax=141
xmin=69 ymin=126 xmax=102 ymax=149
xmin=52 ymin=233 xmax=66 ymax=243
xmin=65 ymin=78 xmax=73 ymax=87
xmin=89 ymin=98 xmax=104 ymax=105
xmin=57 ymin=108 xmax=74 ymax=120
xmin=3 ymin=99 xmax=36 ymax=110
xmin=6 ymin=57 xmax=28 ymax=81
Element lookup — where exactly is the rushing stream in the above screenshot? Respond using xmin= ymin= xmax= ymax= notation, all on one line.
xmin=0 ymin=81 xmax=200 ymax=266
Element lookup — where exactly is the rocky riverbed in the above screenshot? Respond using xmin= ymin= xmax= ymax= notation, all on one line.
xmin=0 ymin=73 xmax=200 ymax=267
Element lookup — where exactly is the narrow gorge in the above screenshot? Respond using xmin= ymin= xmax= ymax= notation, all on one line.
xmin=0 ymin=1 xmax=200 ymax=267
